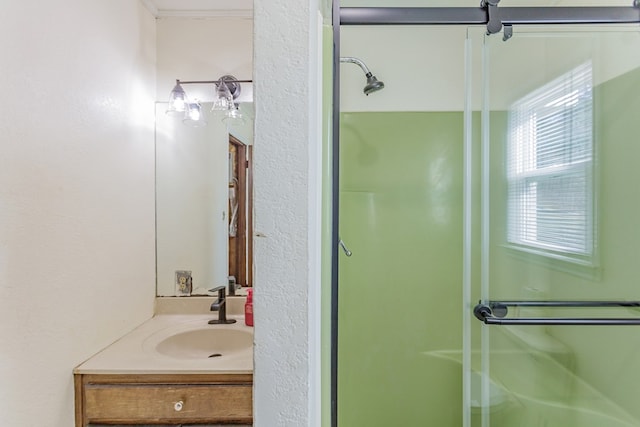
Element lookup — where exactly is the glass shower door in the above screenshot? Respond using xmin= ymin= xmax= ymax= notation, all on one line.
xmin=466 ymin=25 xmax=640 ymax=427
xmin=338 ymin=25 xmax=468 ymax=427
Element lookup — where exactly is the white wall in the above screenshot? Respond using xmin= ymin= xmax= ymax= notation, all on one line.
xmin=156 ymin=17 xmax=253 ymax=103
xmin=254 ymin=0 xmax=321 ymax=425
xmin=0 ymin=1 xmax=156 ymax=425
xmin=341 ymin=26 xmax=469 ymax=112
xmin=341 ymin=25 xmax=640 ymax=113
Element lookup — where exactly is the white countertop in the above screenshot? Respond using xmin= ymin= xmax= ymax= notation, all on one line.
xmin=74 ymin=313 xmax=253 ymax=375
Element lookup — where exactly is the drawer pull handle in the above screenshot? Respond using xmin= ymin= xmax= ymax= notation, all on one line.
xmin=174 ymin=400 xmax=184 ymax=411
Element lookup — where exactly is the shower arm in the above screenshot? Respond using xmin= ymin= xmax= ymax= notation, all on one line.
xmin=340 ymin=57 xmax=373 ymax=77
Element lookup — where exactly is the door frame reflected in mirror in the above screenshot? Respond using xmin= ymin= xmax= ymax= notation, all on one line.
xmin=228 ymin=135 xmax=253 ymax=289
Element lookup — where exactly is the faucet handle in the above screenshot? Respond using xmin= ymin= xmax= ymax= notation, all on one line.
xmin=208 ymin=285 xmax=226 ymax=297
xmin=228 ymin=276 xmax=237 ymax=296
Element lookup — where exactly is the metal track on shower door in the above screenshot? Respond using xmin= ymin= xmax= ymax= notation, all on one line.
xmin=474 ymin=300 xmax=640 ymax=326
xmin=340 ymin=7 xmax=640 ymax=26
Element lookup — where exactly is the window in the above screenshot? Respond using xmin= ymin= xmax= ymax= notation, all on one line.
xmin=506 ymin=62 xmax=595 ymax=264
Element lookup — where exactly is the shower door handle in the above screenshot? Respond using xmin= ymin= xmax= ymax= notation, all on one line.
xmin=474 ymin=300 xmax=640 ymax=326
xmin=338 ymin=239 xmax=352 ymax=257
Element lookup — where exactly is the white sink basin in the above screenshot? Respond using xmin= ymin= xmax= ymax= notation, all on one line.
xmin=154 ymin=328 xmax=253 ymax=359
xmin=75 ymin=315 xmax=253 ymax=374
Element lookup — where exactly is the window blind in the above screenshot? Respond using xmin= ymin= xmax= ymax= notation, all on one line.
xmin=506 ymin=62 xmax=594 ymax=260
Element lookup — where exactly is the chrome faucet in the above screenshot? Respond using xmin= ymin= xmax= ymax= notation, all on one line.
xmin=208 ymin=285 xmax=237 ymax=324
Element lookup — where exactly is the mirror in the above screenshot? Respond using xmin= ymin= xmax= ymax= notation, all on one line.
xmin=155 ymin=102 xmax=254 ymax=296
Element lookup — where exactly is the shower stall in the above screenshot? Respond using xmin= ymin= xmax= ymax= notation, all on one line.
xmin=330 ymin=2 xmax=640 ymax=426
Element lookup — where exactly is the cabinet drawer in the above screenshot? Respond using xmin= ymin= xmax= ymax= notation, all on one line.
xmin=84 ymin=383 xmax=252 ymax=424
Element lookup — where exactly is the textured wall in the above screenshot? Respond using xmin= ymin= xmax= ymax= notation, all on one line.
xmin=0 ymin=1 xmax=156 ymax=425
xmin=254 ymin=0 xmax=320 ymax=425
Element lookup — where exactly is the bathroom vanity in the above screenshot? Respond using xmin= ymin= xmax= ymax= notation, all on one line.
xmin=74 ymin=372 xmax=252 ymax=425
xmin=74 ymin=303 xmax=253 ymax=426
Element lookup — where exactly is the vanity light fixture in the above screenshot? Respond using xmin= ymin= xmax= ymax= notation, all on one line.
xmin=223 ymin=102 xmax=245 ymax=124
xmin=166 ymin=75 xmax=252 ymax=126
xmin=212 ymin=75 xmax=239 ymax=112
xmin=166 ymin=81 xmax=188 ymax=116
xmin=183 ymin=101 xmax=207 ymax=127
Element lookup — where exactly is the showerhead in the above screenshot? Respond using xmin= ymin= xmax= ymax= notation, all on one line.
xmin=364 ymin=72 xmax=385 ymax=96
xmin=340 ymin=56 xmax=385 ymax=96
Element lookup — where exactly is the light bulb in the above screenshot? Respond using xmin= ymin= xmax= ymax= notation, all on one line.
xmin=212 ymin=82 xmax=233 ymax=112
xmin=166 ymin=82 xmax=188 ymax=116
xmin=223 ymin=103 xmax=245 ymax=124
xmin=183 ymin=101 xmax=207 ymax=127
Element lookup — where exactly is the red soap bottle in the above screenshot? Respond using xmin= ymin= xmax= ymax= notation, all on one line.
xmin=245 ymin=288 xmax=253 ymax=327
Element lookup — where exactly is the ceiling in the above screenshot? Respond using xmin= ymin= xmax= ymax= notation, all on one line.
xmin=142 ymin=0 xmax=253 ymax=17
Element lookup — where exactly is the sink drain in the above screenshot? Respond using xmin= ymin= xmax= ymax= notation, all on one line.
xmin=208 ymin=353 xmax=223 ymax=358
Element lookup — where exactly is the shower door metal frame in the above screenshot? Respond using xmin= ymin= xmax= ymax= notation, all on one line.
xmin=340 ymin=6 xmax=640 ymax=26
xmin=330 ymin=4 xmax=640 ymax=427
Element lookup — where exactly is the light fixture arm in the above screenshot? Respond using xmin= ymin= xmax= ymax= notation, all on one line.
xmin=175 ymin=76 xmax=252 ymax=101
xmin=176 ymin=79 xmax=253 ymax=85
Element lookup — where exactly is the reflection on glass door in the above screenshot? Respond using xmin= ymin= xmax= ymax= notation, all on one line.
xmin=466 ymin=26 xmax=640 ymax=427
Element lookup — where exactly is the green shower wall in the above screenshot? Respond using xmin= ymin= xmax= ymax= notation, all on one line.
xmin=338 ymin=112 xmax=464 ymax=426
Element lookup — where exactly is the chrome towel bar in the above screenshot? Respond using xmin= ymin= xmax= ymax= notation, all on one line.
xmin=474 ymin=300 xmax=640 ymax=326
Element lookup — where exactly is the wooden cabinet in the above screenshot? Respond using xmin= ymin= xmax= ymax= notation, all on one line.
xmin=74 ymin=373 xmax=252 ymax=426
